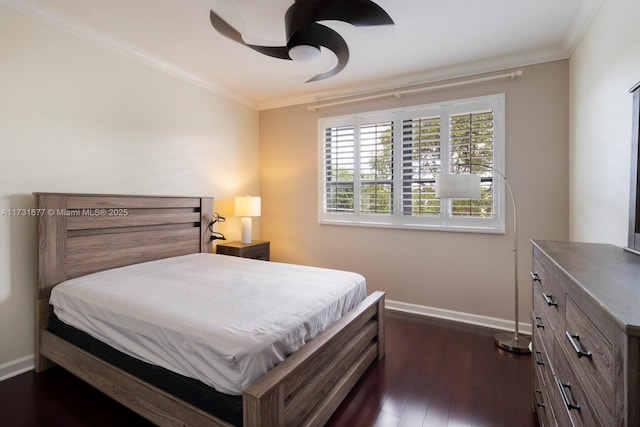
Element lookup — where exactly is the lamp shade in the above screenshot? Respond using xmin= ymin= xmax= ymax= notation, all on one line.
xmin=235 ymin=196 xmax=261 ymax=217
xmin=435 ymin=174 xmax=481 ymax=199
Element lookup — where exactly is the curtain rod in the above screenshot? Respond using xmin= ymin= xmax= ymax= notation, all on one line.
xmin=307 ymin=69 xmax=523 ymax=112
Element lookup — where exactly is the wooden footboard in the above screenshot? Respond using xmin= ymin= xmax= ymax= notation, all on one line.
xmin=244 ymin=291 xmax=385 ymax=427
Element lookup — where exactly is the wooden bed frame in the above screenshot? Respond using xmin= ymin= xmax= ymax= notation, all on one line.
xmin=33 ymin=192 xmax=385 ymax=427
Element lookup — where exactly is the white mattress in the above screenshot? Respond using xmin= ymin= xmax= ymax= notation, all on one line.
xmin=49 ymin=253 xmax=367 ymax=395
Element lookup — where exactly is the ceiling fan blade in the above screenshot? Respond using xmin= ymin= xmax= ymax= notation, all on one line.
xmin=288 ymin=23 xmax=349 ymax=82
xmin=209 ymin=9 xmax=245 ymax=45
xmin=286 ymin=0 xmax=393 ymax=38
xmin=210 ymin=10 xmax=291 ymax=60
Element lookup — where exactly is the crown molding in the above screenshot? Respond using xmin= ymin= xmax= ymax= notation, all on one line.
xmin=562 ymin=0 xmax=604 ymax=55
xmin=0 ymin=0 xmax=259 ymax=109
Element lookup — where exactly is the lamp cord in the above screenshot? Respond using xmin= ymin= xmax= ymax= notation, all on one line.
xmin=208 ymin=212 xmax=227 ymax=241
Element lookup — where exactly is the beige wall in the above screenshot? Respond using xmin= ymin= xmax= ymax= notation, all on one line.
xmin=569 ymin=0 xmax=640 ymax=246
xmin=0 ymin=8 xmax=259 ymax=369
xmin=260 ymin=61 xmax=569 ymax=326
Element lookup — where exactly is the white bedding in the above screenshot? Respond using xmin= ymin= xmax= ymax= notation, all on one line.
xmin=49 ymin=253 xmax=367 ymax=395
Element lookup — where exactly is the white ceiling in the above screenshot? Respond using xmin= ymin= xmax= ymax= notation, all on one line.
xmin=3 ymin=0 xmax=603 ymax=109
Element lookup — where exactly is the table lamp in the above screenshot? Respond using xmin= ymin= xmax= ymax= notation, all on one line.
xmin=235 ymin=196 xmax=261 ymax=244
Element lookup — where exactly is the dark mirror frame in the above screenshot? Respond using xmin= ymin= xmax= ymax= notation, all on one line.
xmin=627 ymin=81 xmax=640 ymax=255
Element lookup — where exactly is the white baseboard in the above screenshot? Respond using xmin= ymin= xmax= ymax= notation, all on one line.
xmin=386 ymin=299 xmax=532 ymax=335
xmin=0 ymin=354 xmax=34 ymax=382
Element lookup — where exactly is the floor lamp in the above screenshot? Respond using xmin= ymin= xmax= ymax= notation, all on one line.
xmin=435 ymin=169 xmax=531 ymax=354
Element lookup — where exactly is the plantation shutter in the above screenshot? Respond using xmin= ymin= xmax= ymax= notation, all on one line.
xmin=323 ymin=125 xmax=355 ymax=213
xmin=448 ymin=110 xmax=495 ymax=217
xmin=360 ymin=121 xmax=394 ymax=215
xmin=401 ymin=116 xmax=442 ymax=217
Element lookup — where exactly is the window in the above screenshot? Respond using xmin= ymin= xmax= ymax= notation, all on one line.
xmin=319 ymin=94 xmax=505 ymax=233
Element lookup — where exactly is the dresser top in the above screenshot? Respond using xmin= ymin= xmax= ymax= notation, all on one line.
xmin=532 ymin=240 xmax=640 ymax=335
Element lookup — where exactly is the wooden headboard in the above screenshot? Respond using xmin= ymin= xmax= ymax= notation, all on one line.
xmin=33 ymin=192 xmax=213 ymax=370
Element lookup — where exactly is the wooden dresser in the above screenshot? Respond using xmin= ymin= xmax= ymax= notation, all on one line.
xmin=531 ymin=240 xmax=640 ymax=426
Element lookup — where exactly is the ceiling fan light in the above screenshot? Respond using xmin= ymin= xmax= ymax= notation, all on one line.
xmin=288 ymin=44 xmax=321 ymax=62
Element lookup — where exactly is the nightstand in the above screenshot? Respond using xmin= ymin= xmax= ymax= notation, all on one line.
xmin=216 ymin=240 xmax=270 ymax=261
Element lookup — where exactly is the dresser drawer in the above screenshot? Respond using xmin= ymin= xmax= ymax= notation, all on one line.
xmin=242 ymin=246 xmax=269 ymax=260
xmin=554 ymin=338 xmax=602 ymax=427
xmin=533 ymin=291 xmax=556 ymax=365
xmin=560 ymin=297 xmax=613 ymax=423
xmin=533 ymin=328 xmax=554 ymax=393
xmin=533 ymin=331 xmax=561 ymax=426
xmin=548 ymin=379 xmax=573 ymax=427
xmin=534 ymin=366 xmax=555 ymax=427
xmin=532 ymin=256 xmax=566 ymax=334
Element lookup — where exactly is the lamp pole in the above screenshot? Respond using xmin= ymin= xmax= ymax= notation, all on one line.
xmin=487 ymin=168 xmax=530 ymax=353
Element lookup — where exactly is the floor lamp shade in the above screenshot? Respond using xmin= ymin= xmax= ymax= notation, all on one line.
xmin=435 ymin=174 xmax=481 ymax=199
xmin=235 ymin=196 xmax=261 ymax=244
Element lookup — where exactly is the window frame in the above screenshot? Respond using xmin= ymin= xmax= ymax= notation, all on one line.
xmin=627 ymin=82 xmax=640 ymax=254
xmin=318 ymin=93 xmax=506 ymax=233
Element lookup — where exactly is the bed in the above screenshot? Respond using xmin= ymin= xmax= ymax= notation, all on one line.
xmin=33 ymin=192 xmax=385 ymax=427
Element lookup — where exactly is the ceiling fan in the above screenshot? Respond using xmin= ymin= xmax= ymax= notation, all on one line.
xmin=209 ymin=0 xmax=394 ymax=82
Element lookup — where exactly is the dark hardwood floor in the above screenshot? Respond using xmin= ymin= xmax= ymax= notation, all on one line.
xmin=0 ymin=311 xmax=536 ymax=427
xmin=327 ymin=312 xmax=536 ymax=427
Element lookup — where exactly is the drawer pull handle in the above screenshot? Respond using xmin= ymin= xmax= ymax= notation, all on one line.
xmin=533 ymin=350 xmax=545 ymax=366
xmin=534 ymin=316 xmax=544 ymax=329
xmin=530 ymin=272 xmax=541 ymax=282
xmin=542 ymin=292 xmax=558 ymax=307
xmin=557 ymin=380 xmax=581 ymax=411
xmin=534 ymin=389 xmax=545 ymax=408
xmin=565 ymin=331 xmax=593 ymax=358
